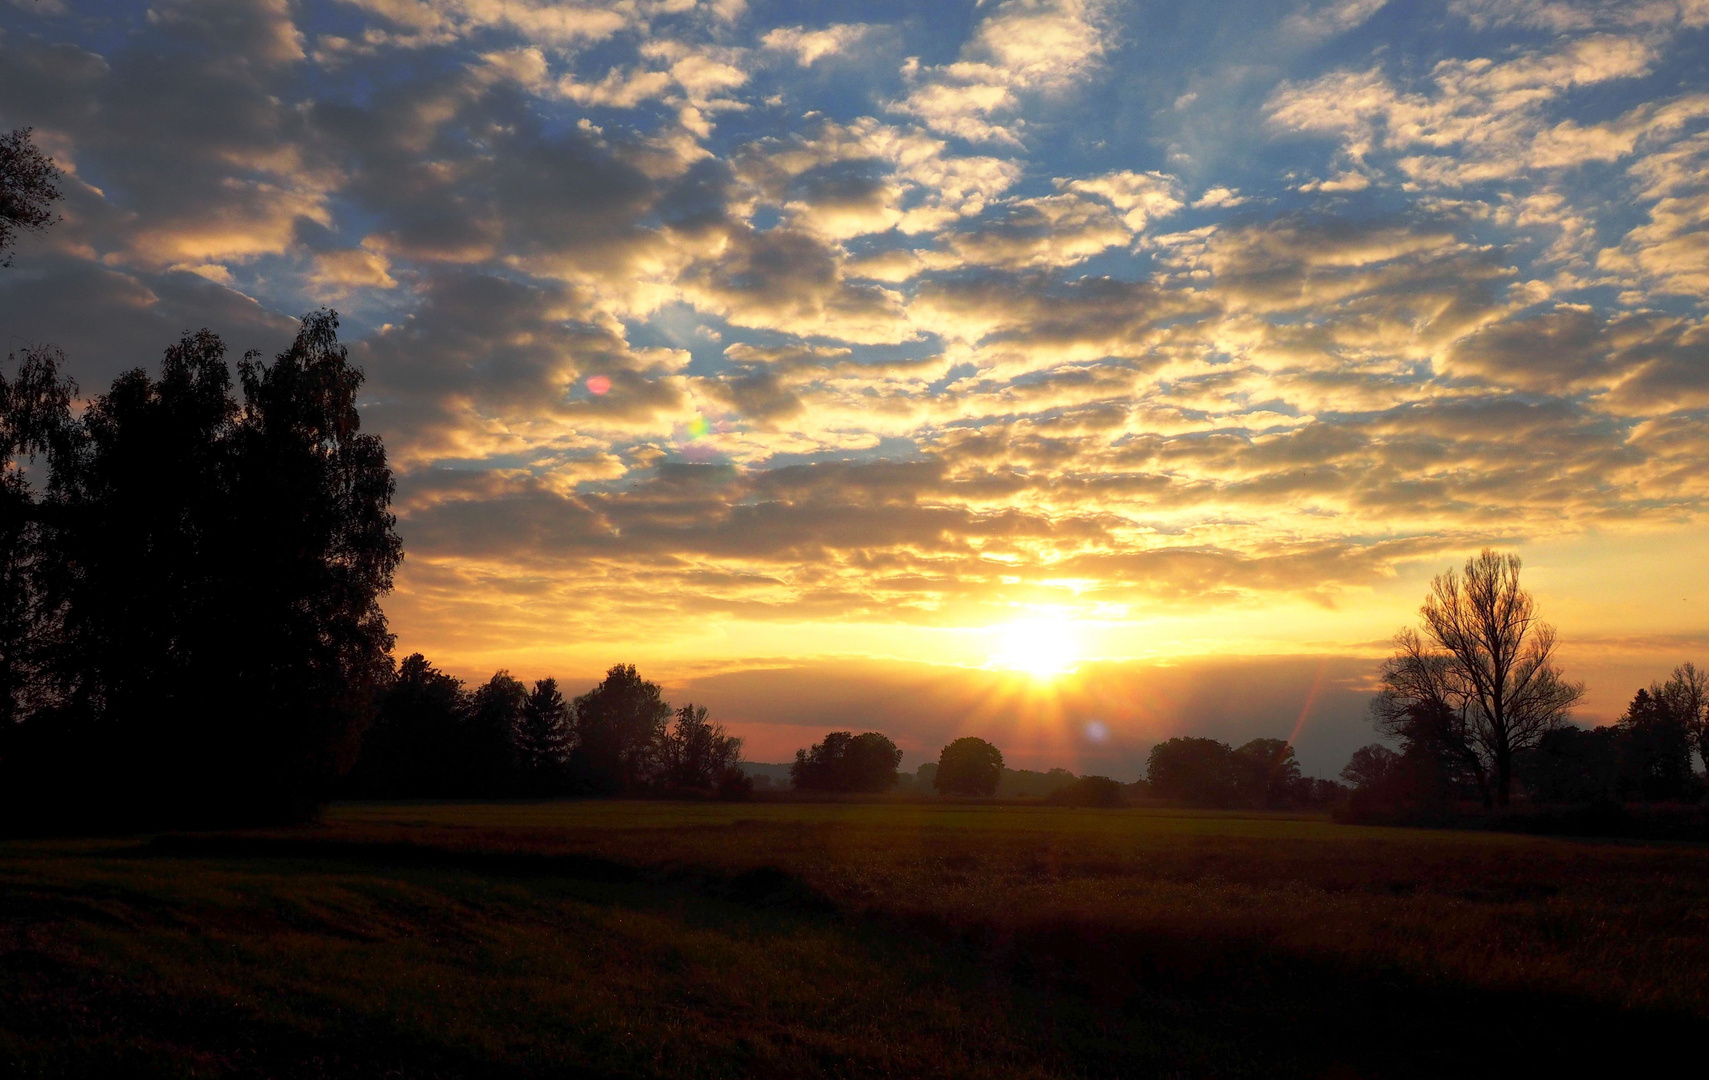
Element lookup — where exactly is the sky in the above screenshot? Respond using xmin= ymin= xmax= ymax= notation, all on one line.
xmin=3 ymin=0 xmax=1708 ymax=778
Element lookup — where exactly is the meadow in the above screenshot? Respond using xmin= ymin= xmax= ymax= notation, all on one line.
xmin=4 ymin=799 xmax=1708 ymax=1078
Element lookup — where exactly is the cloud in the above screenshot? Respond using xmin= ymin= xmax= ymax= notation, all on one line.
xmin=760 ymin=23 xmax=878 ymax=67
xmin=888 ymin=0 xmax=1117 ymax=144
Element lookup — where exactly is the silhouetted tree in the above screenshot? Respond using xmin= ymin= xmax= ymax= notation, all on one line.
xmin=656 ymin=703 xmax=743 ymax=791
xmin=997 ymin=766 xmax=1079 ymax=798
xmin=933 ymin=737 xmax=1004 ymax=796
xmin=572 ymin=664 xmax=670 ymax=794
xmin=0 ymin=346 xmax=76 ymax=737
xmin=1614 ymin=687 xmax=1696 ymax=803
xmin=1045 ymin=775 xmax=1125 ymax=807
xmin=1 ymin=128 xmax=61 ymax=266
xmin=1341 ymin=744 xmax=1401 ymax=791
xmin=1146 ymin=736 xmax=1238 ymax=807
xmin=467 ymin=671 xmax=527 ymax=795
xmin=1521 ymin=725 xmax=1621 ymax=806
xmin=791 ymin=731 xmax=902 ymax=793
xmin=1 ymin=313 xmax=401 ymax=826
xmin=1232 ymin=738 xmax=1301 ymax=808
xmin=1376 ymin=550 xmax=1582 ymax=806
xmin=517 ymin=677 xmax=572 ymax=793
xmin=344 ymin=654 xmax=469 ymax=797
xmin=1654 ymin=662 xmax=1708 ymax=777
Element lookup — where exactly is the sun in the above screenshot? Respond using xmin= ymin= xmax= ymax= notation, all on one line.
xmin=987 ymin=615 xmax=1083 ymax=680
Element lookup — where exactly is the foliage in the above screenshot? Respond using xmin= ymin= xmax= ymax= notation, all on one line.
xmin=1375 ymin=550 xmax=1583 ymax=806
xmin=996 ymin=766 xmax=1079 ymax=798
xmin=0 ymin=128 xmax=61 ymax=266
xmin=656 ymin=703 xmax=744 ymax=792
xmin=0 ymin=314 xmax=401 ymax=826
xmin=1044 ymin=774 xmax=1125 ymax=806
xmin=791 ymin=731 xmax=902 ymax=792
xmin=517 ymin=677 xmax=573 ymax=792
xmin=933 ymin=737 xmax=1004 ymax=796
xmin=466 ymin=671 xmax=528 ymax=796
xmin=343 ymin=654 xmax=469 ymax=798
xmin=571 ymin=664 xmax=671 ymax=794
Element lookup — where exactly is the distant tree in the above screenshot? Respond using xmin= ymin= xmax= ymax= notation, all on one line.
xmin=1146 ymin=737 xmax=1238 ymax=807
xmin=1341 ymin=744 xmax=1401 ymax=791
xmin=467 ymin=671 xmax=527 ymax=795
xmin=933 ymin=737 xmax=1004 ymax=796
xmin=915 ymin=762 xmax=938 ymax=790
xmin=791 ymin=731 xmax=902 ymax=793
xmin=1375 ymin=550 xmax=1583 ymax=807
xmin=1654 ymin=662 xmax=1708 ymax=777
xmin=998 ymin=766 xmax=1078 ymax=798
xmin=344 ymin=653 xmax=468 ymax=797
xmin=517 ymin=677 xmax=572 ymax=792
xmin=1521 ymin=725 xmax=1620 ymax=806
xmin=1232 ymin=738 xmax=1301 ymax=808
xmin=1614 ymin=687 xmax=1696 ymax=803
xmin=572 ymin=664 xmax=670 ymax=794
xmin=1045 ymin=775 xmax=1125 ymax=807
xmin=1 ymin=128 xmax=61 ymax=266
xmin=656 ymin=703 xmax=743 ymax=791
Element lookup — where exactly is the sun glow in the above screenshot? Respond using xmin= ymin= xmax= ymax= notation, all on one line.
xmin=986 ymin=615 xmax=1083 ymax=680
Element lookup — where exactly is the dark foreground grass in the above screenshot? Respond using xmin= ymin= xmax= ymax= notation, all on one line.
xmin=4 ymin=802 xmax=1708 ymax=1078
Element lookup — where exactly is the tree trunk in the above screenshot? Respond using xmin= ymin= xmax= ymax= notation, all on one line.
xmin=1494 ymin=752 xmax=1511 ymax=807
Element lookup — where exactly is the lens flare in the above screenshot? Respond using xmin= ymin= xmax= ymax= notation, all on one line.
xmin=586 ymin=375 xmax=611 ymax=395
xmin=686 ymin=415 xmax=711 ymax=439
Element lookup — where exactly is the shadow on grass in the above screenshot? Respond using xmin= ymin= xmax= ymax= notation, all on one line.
xmin=3 ymin=833 xmax=1709 ymax=1080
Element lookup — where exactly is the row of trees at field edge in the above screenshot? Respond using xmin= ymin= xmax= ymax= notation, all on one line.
xmin=344 ymin=657 xmax=747 ymax=799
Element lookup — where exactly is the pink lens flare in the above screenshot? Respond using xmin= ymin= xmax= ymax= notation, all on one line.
xmin=586 ymin=375 xmax=611 ymax=395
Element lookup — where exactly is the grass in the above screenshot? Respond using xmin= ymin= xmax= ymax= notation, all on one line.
xmin=4 ymin=800 xmax=1709 ymax=1077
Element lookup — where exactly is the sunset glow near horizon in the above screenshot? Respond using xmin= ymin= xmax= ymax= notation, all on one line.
xmin=4 ymin=0 xmax=1708 ymax=775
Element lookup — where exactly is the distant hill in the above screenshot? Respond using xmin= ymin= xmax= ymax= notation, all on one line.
xmin=739 ymin=761 xmax=794 ymax=788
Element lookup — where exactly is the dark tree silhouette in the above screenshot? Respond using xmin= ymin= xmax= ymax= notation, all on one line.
xmin=933 ymin=737 xmax=1004 ymax=796
xmin=0 ymin=313 xmax=401 ymax=826
xmin=572 ymin=664 xmax=670 ymax=794
xmin=1654 ymin=662 xmax=1708 ymax=777
xmin=1376 ymin=550 xmax=1582 ymax=806
xmin=1614 ymin=687 xmax=1697 ymax=803
xmin=1341 ymin=745 xmax=1401 ymax=791
xmin=1146 ymin=737 xmax=1238 ymax=807
xmin=1232 ymin=738 xmax=1302 ymax=809
xmin=656 ymin=703 xmax=743 ymax=791
xmin=517 ymin=677 xmax=572 ymax=792
xmin=467 ymin=671 xmax=528 ymax=795
xmin=1045 ymin=775 xmax=1125 ymax=807
xmin=344 ymin=654 xmax=470 ymax=798
xmin=0 ymin=346 xmax=76 ymax=737
xmin=791 ymin=731 xmax=902 ymax=793
xmin=0 ymin=128 xmax=61 ymax=266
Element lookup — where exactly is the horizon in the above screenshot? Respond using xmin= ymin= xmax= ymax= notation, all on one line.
xmin=4 ymin=0 xmax=1707 ymax=775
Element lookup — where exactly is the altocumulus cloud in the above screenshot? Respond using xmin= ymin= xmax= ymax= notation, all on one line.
xmin=3 ymin=0 xmax=1709 ymax=705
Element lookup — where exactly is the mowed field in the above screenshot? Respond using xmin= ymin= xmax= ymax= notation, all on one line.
xmin=4 ymin=801 xmax=1708 ymax=1078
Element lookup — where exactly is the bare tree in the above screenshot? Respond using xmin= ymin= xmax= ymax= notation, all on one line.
xmin=1654 ymin=662 xmax=1709 ymax=777
xmin=1377 ymin=550 xmax=1583 ymax=806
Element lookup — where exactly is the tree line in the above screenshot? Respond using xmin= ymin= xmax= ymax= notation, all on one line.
xmin=344 ymin=657 xmax=747 ymax=800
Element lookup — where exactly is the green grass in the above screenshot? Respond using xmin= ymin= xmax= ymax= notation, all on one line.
xmin=4 ymin=800 xmax=1709 ymax=1077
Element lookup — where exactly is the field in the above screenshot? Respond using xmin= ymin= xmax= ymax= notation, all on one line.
xmin=4 ymin=800 xmax=1708 ymax=1078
